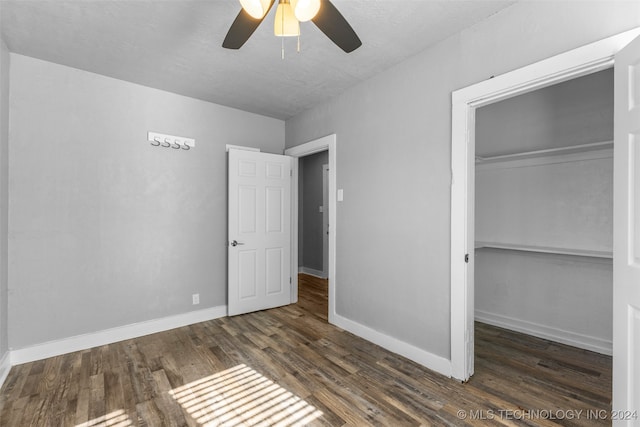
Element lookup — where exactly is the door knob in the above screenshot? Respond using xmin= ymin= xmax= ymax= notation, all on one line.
xmin=230 ymin=240 xmax=244 ymax=247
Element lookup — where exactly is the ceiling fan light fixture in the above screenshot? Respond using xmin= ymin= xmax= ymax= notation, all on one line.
xmin=291 ymin=0 xmax=321 ymax=22
xmin=274 ymin=1 xmax=300 ymax=37
xmin=239 ymin=0 xmax=271 ymax=19
xmin=223 ymin=0 xmax=361 ymax=54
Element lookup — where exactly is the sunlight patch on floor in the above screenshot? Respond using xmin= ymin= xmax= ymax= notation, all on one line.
xmin=169 ymin=364 xmax=323 ymax=426
xmin=75 ymin=409 xmax=134 ymax=427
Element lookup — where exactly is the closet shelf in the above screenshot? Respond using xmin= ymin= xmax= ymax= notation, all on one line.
xmin=475 ymin=140 xmax=613 ymax=163
xmin=475 ymin=241 xmax=613 ymax=259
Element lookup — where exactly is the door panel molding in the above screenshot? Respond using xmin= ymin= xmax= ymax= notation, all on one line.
xmin=228 ymin=149 xmax=292 ymax=316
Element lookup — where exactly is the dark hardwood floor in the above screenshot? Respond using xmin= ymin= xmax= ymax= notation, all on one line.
xmin=296 ymin=274 xmax=328 ymax=322
xmin=0 ymin=274 xmax=612 ymax=426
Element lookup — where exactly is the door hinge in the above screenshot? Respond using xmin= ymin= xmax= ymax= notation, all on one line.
xmin=465 ymin=254 xmax=469 ymax=263
xmin=289 ymin=277 xmax=292 ymax=284
xmin=290 ymin=169 xmax=292 ymax=176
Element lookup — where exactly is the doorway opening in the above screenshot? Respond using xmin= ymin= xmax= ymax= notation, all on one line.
xmin=471 ymin=68 xmax=614 ymax=408
xmin=474 ymin=69 xmax=614 ymax=351
xmin=297 ymin=150 xmax=329 ymax=321
xmin=298 ymin=151 xmax=329 ymax=279
xmin=450 ymin=28 xmax=640 ymax=383
xmin=285 ymin=134 xmax=337 ymax=325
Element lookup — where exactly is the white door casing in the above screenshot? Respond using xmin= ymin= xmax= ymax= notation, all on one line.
xmin=228 ymin=149 xmax=292 ymax=316
xmin=451 ymin=28 xmax=640 ymax=382
xmin=322 ymin=164 xmax=329 ymax=278
xmin=613 ymin=34 xmax=640 ymax=424
xmin=285 ymin=134 xmax=337 ymax=322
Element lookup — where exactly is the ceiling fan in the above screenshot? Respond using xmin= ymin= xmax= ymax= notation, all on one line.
xmin=222 ymin=0 xmax=362 ymax=53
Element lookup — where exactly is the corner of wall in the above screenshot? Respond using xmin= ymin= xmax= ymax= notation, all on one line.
xmin=0 ymin=350 xmax=10 ymax=388
xmin=10 ymin=305 xmax=227 ymax=366
xmin=332 ymin=313 xmax=452 ymax=378
xmin=0 ymin=35 xmax=12 ymax=374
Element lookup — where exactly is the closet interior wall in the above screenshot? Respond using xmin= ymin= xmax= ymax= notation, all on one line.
xmin=474 ymin=69 xmax=614 ymax=355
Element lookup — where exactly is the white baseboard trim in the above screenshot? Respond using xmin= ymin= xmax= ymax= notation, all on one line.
xmin=11 ymin=305 xmax=228 ymax=365
xmin=0 ymin=350 xmax=11 ymax=389
xmin=475 ymin=310 xmax=612 ymax=355
xmin=298 ymin=266 xmax=327 ymax=279
xmin=332 ymin=313 xmax=452 ymax=378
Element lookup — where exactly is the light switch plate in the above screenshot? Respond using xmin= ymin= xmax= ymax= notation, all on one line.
xmin=337 ymin=189 xmax=344 ymax=201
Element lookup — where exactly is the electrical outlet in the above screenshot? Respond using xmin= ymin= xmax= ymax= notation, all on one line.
xmin=192 ymin=294 xmax=200 ymax=305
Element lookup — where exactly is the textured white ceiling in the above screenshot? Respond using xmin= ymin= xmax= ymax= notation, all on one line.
xmin=0 ymin=0 xmax=515 ymax=120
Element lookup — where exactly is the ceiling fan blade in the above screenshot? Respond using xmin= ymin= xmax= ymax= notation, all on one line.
xmin=312 ymin=0 xmax=361 ymax=53
xmin=222 ymin=0 xmax=275 ymax=49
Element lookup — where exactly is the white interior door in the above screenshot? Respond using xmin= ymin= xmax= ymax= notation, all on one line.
xmin=228 ymin=149 xmax=292 ymax=316
xmin=613 ymin=34 xmax=640 ymax=422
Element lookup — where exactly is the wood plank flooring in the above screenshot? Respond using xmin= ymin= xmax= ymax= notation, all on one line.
xmin=0 ymin=274 xmax=612 ymax=426
xmin=296 ymin=274 xmax=328 ymax=322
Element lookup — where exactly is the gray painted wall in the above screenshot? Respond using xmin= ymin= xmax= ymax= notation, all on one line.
xmin=475 ymin=249 xmax=612 ymax=348
xmin=285 ymin=1 xmax=640 ymax=359
xmin=299 ymin=150 xmax=328 ymax=273
xmin=0 ymin=38 xmax=10 ymax=358
xmin=476 ymin=69 xmax=614 ymax=157
xmin=8 ymin=54 xmax=284 ymax=350
xmin=475 ymin=156 xmax=613 ymax=253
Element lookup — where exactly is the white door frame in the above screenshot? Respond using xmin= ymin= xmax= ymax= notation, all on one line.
xmin=285 ymin=134 xmax=337 ymax=323
xmin=450 ymin=28 xmax=640 ymax=382
xmin=322 ymin=163 xmax=329 ymax=278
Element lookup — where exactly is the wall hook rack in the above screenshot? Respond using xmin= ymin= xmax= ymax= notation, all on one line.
xmin=147 ymin=132 xmax=195 ymax=150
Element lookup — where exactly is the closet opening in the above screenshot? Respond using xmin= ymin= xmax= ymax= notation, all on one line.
xmin=451 ymin=28 xmax=640 ymax=412
xmin=472 ymin=68 xmax=613 ymax=402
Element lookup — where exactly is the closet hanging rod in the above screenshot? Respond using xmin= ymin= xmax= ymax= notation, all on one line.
xmin=476 ymin=140 xmax=612 ymax=163
xmin=475 ymin=241 xmax=613 ymax=259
